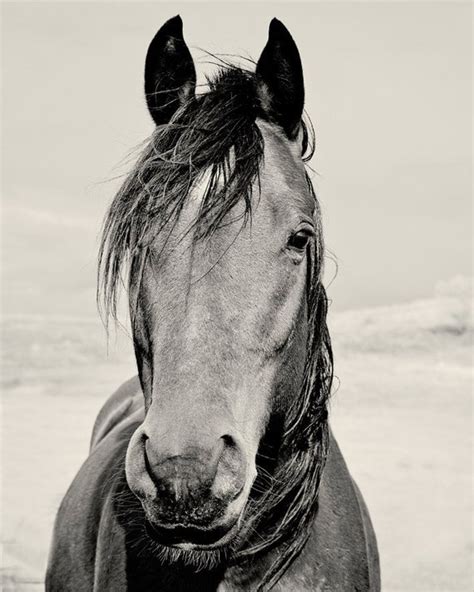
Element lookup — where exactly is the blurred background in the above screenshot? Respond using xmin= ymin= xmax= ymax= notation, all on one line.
xmin=2 ymin=2 xmax=472 ymax=591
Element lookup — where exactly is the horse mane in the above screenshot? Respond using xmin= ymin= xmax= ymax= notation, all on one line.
xmin=97 ymin=65 xmax=333 ymax=591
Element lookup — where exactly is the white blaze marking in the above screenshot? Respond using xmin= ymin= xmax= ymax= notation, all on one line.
xmin=188 ymin=168 xmax=213 ymax=204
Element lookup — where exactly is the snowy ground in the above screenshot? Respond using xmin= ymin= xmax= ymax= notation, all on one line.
xmin=2 ymin=278 xmax=472 ymax=591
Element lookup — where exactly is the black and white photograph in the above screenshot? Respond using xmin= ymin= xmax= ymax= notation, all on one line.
xmin=2 ymin=1 xmax=472 ymax=591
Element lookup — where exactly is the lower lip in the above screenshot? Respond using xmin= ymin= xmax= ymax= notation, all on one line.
xmin=171 ymin=524 xmax=238 ymax=550
xmin=145 ymin=513 xmax=242 ymax=550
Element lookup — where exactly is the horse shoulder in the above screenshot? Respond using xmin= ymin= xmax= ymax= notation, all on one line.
xmin=46 ymin=416 xmax=140 ymax=591
xmin=92 ymin=484 xmax=129 ymax=591
xmin=277 ymin=432 xmax=380 ymax=591
xmin=90 ymin=376 xmax=143 ymax=450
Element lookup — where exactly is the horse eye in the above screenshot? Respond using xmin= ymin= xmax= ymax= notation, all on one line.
xmin=288 ymin=230 xmax=311 ymax=252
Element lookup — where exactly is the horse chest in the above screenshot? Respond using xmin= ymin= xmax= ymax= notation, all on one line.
xmin=217 ymin=571 xmax=324 ymax=592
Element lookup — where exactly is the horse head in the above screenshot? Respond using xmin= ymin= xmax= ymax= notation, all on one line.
xmin=98 ymin=16 xmax=331 ymax=571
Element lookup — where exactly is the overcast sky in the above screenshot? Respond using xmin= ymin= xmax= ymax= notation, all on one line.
xmin=2 ymin=1 xmax=471 ymax=316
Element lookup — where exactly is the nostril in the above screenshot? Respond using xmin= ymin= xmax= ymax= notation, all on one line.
xmin=221 ymin=434 xmax=237 ymax=448
xmin=144 ymin=441 xmax=158 ymax=485
xmin=212 ymin=435 xmax=245 ymax=502
xmin=144 ymin=438 xmax=163 ymax=485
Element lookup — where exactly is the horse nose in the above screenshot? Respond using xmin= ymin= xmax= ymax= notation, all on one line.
xmin=144 ymin=435 xmax=245 ymax=512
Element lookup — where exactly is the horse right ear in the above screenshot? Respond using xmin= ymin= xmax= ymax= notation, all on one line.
xmin=144 ymin=15 xmax=196 ymax=126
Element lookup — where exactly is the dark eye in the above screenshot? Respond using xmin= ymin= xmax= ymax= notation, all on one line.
xmin=287 ymin=229 xmax=312 ymax=252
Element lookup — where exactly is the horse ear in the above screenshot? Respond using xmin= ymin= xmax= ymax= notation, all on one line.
xmin=144 ymin=15 xmax=196 ymax=126
xmin=256 ymin=19 xmax=304 ymax=139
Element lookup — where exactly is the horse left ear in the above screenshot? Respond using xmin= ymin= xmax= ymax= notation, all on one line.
xmin=256 ymin=19 xmax=304 ymax=140
xmin=144 ymin=15 xmax=196 ymax=126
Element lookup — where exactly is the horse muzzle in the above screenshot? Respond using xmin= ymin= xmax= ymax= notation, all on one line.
xmin=125 ymin=426 xmax=251 ymax=548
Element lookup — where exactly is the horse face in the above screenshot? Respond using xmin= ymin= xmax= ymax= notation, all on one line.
xmin=125 ymin=122 xmax=315 ymax=549
xmin=124 ymin=16 xmax=314 ymax=552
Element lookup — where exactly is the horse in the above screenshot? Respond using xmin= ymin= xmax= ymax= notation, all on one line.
xmin=46 ymin=16 xmax=380 ymax=591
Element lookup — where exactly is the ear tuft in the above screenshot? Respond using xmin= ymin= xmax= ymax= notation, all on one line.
xmin=145 ymin=15 xmax=196 ymax=126
xmin=256 ymin=19 xmax=305 ymax=139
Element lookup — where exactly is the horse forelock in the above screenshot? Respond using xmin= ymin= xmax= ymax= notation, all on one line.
xmin=97 ymin=65 xmax=315 ymax=325
xmin=97 ymin=63 xmax=332 ymax=591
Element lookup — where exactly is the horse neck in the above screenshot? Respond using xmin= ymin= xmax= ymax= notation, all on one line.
xmin=221 ymin=516 xmax=312 ymax=592
xmin=221 ymin=420 xmax=326 ymax=591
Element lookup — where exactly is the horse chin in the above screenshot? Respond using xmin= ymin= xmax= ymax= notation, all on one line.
xmin=148 ymin=538 xmax=228 ymax=570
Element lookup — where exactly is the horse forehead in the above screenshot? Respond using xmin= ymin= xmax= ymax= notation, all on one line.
xmin=161 ymin=120 xmax=312 ymax=266
xmin=187 ymin=122 xmax=310 ymax=219
xmin=256 ymin=120 xmax=310 ymax=209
